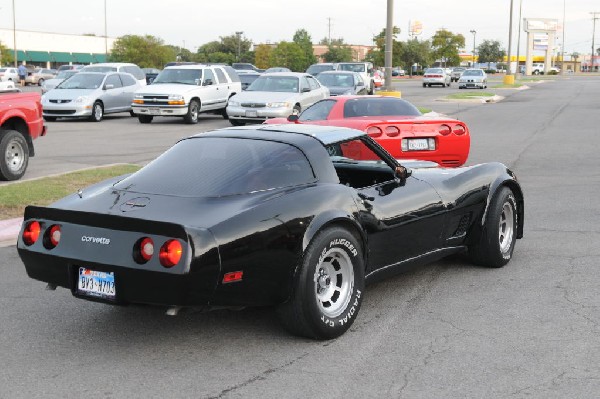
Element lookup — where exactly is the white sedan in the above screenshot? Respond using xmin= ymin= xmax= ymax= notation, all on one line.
xmin=422 ymin=68 xmax=451 ymax=87
xmin=458 ymin=69 xmax=488 ymax=89
xmin=226 ymin=72 xmax=329 ymax=126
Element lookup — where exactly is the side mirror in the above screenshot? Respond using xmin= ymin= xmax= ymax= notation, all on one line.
xmin=394 ymin=165 xmax=412 ymax=186
xmin=104 ymin=84 xmax=114 ymax=90
xmin=357 ymin=81 xmax=364 ymax=86
xmin=287 ymin=114 xmax=300 ymax=123
xmin=204 ymin=79 xmax=213 ymax=86
xmin=301 ymin=87 xmax=311 ymax=92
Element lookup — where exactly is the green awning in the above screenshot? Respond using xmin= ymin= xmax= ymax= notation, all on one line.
xmin=7 ymin=50 xmax=27 ymax=61
xmin=50 ymin=52 xmax=74 ymax=63
xmin=72 ymin=53 xmax=94 ymax=63
xmin=25 ymin=51 xmax=51 ymax=62
xmin=92 ymin=53 xmax=108 ymax=63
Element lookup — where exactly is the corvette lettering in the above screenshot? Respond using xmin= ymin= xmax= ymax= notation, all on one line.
xmin=81 ymin=236 xmax=111 ymax=245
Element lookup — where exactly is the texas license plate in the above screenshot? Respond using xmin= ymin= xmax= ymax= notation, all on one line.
xmin=407 ymin=139 xmax=430 ymax=151
xmin=245 ymin=110 xmax=258 ymax=117
xmin=77 ymin=267 xmax=116 ymax=299
xmin=147 ymin=108 xmax=160 ymax=115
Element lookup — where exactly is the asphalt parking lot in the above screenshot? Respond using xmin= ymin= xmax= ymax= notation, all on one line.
xmin=1 ymin=75 xmax=600 ymax=398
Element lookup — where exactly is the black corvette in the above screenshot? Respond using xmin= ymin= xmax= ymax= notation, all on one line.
xmin=18 ymin=124 xmax=524 ymax=339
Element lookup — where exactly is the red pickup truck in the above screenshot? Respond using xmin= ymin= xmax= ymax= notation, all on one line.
xmin=0 ymin=89 xmax=46 ymax=180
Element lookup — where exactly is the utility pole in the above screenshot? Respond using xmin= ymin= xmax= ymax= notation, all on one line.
xmin=327 ymin=17 xmax=332 ymax=44
xmin=560 ymin=0 xmax=565 ymax=74
xmin=516 ymin=0 xmax=523 ymax=74
xmin=104 ymin=0 xmax=108 ymax=58
xmin=470 ymin=30 xmax=476 ymax=66
xmin=592 ymin=12 xmax=599 ymax=72
xmin=12 ymin=0 xmax=17 ymax=67
xmin=383 ymin=0 xmax=393 ymax=91
xmin=235 ymin=31 xmax=243 ymax=61
xmin=506 ymin=0 xmax=514 ymax=76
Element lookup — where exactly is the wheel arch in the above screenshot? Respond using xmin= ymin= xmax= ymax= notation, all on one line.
xmin=483 ymin=178 xmax=524 ymax=239
xmin=189 ymin=97 xmax=202 ymax=109
xmin=1 ymin=117 xmax=34 ymax=156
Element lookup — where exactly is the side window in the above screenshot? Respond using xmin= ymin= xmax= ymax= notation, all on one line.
xmin=307 ymin=76 xmax=320 ymax=90
xmin=122 ymin=66 xmax=144 ymax=80
xmin=203 ymin=68 xmax=215 ymax=86
xmin=119 ymin=73 xmax=137 ymax=87
xmin=354 ymin=74 xmax=364 ymax=85
xmin=299 ymin=99 xmax=336 ymax=121
xmin=300 ymin=77 xmax=310 ymax=91
xmin=105 ymin=74 xmax=123 ymax=88
xmin=214 ymin=68 xmax=228 ymax=84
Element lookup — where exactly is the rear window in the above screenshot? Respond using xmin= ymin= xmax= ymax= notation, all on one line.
xmin=114 ymin=137 xmax=315 ymax=196
xmin=343 ymin=98 xmax=421 ymax=118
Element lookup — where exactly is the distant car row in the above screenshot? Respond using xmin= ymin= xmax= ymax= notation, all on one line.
xmin=423 ymin=67 xmax=487 ymax=89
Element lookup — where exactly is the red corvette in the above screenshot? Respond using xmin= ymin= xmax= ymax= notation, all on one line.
xmin=265 ymin=95 xmax=470 ymax=167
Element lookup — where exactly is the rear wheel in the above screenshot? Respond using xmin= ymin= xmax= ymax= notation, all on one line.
xmin=89 ymin=101 xmax=103 ymax=122
xmin=468 ymin=187 xmax=518 ymax=267
xmin=183 ymin=99 xmax=200 ymax=124
xmin=229 ymin=119 xmax=245 ymax=126
xmin=38 ymin=78 xmax=44 ymax=86
xmin=292 ymin=104 xmax=301 ymax=115
xmin=138 ymin=115 xmax=153 ymax=124
xmin=43 ymin=116 xmax=57 ymax=122
xmin=277 ymin=227 xmax=365 ymax=340
xmin=422 ymin=83 xmax=426 ymax=88
xmin=0 ymin=130 xmax=29 ymax=181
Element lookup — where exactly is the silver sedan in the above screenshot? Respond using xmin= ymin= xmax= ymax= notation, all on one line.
xmin=226 ymin=72 xmax=329 ymax=125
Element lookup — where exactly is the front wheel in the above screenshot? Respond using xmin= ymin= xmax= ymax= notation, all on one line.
xmin=0 ymin=130 xmax=29 ymax=181
xmin=292 ymin=104 xmax=301 ymax=115
xmin=138 ymin=115 xmax=153 ymax=124
xmin=43 ymin=116 xmax=57 ymax=122
xmin=277 ymin=227 xmax=365 ymax=340
xmin=229 ymin=119 xmax=245 ymax=126
xmin=38 ymin=78 xmax=44 ymax=86
xmin=89 ymin=101 xmax=103 ymax=122
xmin=468 ymin=187 xmax=518 ymax=268
xmin=183 ymin=99 xmax=200 ymax=124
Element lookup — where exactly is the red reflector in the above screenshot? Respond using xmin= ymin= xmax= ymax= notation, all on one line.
xmin=44 ymin=224 xmax=62 ymax=249
xmin=453 ymin=124 xmax=466 ymax=135
xmin=23 ymin=221 xmax=41 ymax=246
xmin=438 ymin=124 xmax=451 ymax=136
xmin=140 ymin=237 xmax=154 ymax=261
xmin=159 ymin=239 xmax=182 ymax=268
xmin=366 ymin=126 xmax=383 ymax=137
xmin=223 ymin=271 xmax=244 ymax=284
xmin=384 ymin=126 xmax=400 ymax=137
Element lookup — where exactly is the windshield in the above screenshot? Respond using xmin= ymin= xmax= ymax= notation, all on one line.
xmin=343 ymin=98 xmax=421 ymax=118
xmin=83 ymin=66 xmax=117 ymax=73
xmin=56 ymin=71 xmax=77 ymax=79
xmin=246 ymin=76 xmax=299 ymax=92
xmin=114 ymin=137 xmax=315 ymax=196
xmin=462 ymin=70 xmax=484 ymax=76
xmin=338 ymin=64 xmax=366 ymax=73
xmin=317 ymin=73 xmax=354 ymax=87
xmin=56 ymin=73 xmax=104 ymax=89
xmin=153 ymin=68 xmax=202 ymax=85
xmin=306 ymin=64 xmax=335 ymax=75
xmin=425 ymin=68 xmax=443 ymax=74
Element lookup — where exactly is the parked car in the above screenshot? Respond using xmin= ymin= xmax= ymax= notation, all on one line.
xmin=264 ymin=67 xmax=291 ymax=73
xmin=392 ymin=68 xmax=405 ymax=76
xmin=57 ymin=64 xmax=84 ymax=71
xmin=239 ymin=72 xmax=261 ymax=90
xmin=422 ymin=68 xmax=451 ymax=87
xmin=226 ymin=72 xmax=329 ymax=125
xmin=25 ymin=68 xmax=57 ymax=86
xmin=41 ymin=71 xmax=142 ymax=122
xmin=81 ymin=63 xmax=147 ymax=86
xmin=17 ymin=124 xmax=523 ymax=339
xmin=41 ymin=70 xmax=79 ymax=94
xmin=0 ymin=80 xmax=17 ymax=90
xmin=0 ymin=89 xmax=46 ymax=180
xmin=306 ymin=63 xmax=337 ymax=77
xmin=315 ymin=71 xmax=368 ymax=96
xmin=265 ymin=95 xmax=470 ymax=167
xmin=336 ymin=62 xmax=375 ymax=94
xmin=142 ymin=68 xmax=161 ymax=84
xmin=0 ymin=67 xmax=19 ymax=82
xmin=450 ymin=67 xmax=466 ymax=82
xmin=131 ymin=64 xmax=241 ymax=124
xmin=232 ymin=63 xmax=264 ymax=73
xmin=458 ymin=68 xmax=488 ymax=89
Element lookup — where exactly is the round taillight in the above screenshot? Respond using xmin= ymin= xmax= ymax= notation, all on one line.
xmin=384 ymin=126 xmax=400 ymax=137
xmin=43 ymin=224 xmax=61 ymax=249
xmin=453 ymin=124 xmax=466 ymax=135
xmin=159 ymin=240 xmax=183 ymax=268
xmin=438 ymin=124 xmax=452 ymax=136
xmin=366 ymin=126 xmax=383 ymax=137
xmin=134 ymin=237 xmax=154 ymax=264
xmin=23 ymin=221 xmax=41 ymax=246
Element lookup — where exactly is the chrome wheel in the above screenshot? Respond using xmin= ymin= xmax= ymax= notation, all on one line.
xmin=314 ymin=247 xmax=354 ymax=318
xmin=5 ymin=137 xmax=25 ymax=173
xmin=499 ymin=201 xmax=514 ymax=254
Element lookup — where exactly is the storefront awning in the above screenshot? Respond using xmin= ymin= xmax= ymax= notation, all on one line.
xmin=7 ymin=50 xmax=27 ymax=61
xmin=25 ymin=51 xmax=51 ymax=62
xmin=72 ymin=53 xmax=94 ymax=63
xmin=50 ymin=52 xmax=74 ymax=63
xmin=92 ymin=53 xmax=108 ymax=63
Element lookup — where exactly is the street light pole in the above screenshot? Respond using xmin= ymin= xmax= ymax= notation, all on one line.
xmin=470 ymin=30 xmax=476 ymax=66
xmin=235 ymin=31 xmax=243 ymax=62
xmin=506 ymin=0 xmax=514 ymax=76
xmin=12 ymin=0 xmax=17 ymax=67
xmin=592 ymin=12 xmax=599 ymax=72
xmin=104 ymin=0 xmax=108 ymax=58
xmin=383 ymin=0 xmax=393 ymax=92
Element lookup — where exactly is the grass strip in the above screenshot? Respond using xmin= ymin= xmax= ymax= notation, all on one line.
xmin=446 ymin=92 xmax=496 ymax=100
xmin=0 ymin=164 xmax=141 ymax=219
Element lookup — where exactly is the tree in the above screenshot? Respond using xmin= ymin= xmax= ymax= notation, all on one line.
xmin=477 ymin=40 xmax=506 ymax=70
xmin=0 ymin=41 xmax=13 ymax=66
xmin=195 ymin=34 xmax=253 ymax=64
xmin=254 ymin=44 xmax=273 ymax=69
xmin=431 ymin=29 xmax=465 ymax=67
xmin=269 ymin=42 xmax=305 ymax=71
xmin=368 ymin=27 xmax=402 ymax=67
xmin=398 ymin=38 xmax=433 ymax=76
xmin=293 ymin=29 xmax=316 ymax=71
xmin=109 ymin=35 xmax=175 ymax=68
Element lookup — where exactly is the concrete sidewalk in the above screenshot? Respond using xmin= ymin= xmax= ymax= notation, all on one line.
xmin=0 ymin=217 xmax=23 ymax=247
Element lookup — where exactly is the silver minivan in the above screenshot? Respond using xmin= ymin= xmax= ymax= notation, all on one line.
xmin=81 ymin=63 xmax=147 ymax=86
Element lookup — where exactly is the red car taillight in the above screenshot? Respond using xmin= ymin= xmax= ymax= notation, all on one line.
xmin=453 ymin=124 xmax=466 ymax=135
xmin=23 ymin=221 xmax=41 ymax=246
xmin=134 ymin=237 xmax=155 ymax=264
xmin=438 ymin=124 xmax=452 ymax=136
xmin=384 ymin=126 xmax=400 ymax=137
xmin=43 ymin=224 xmax=62 ymax=249
xmin=159 ymin=240 xmax=183 ymax=268
xmin=366 ymin=126 xmax=383 ymax=137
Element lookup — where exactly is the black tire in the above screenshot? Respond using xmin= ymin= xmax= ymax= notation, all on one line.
xmin=422 ymin=83 xmax=426 ymax=88
xmin=220 ymin=107 xmax=229 ymax=120
xmin=183 ymin=99 xmax=200 ymax=124
xmin=43 ymin=116 xmax=57 ymax=122
xmin=138 ymin=115 xmax=153 ymax=124
xmin=292 ymin=104 xmax=301 ymax=115
xmin=89 ymin=101 xmax=103 ymax=122
xmin=368 ymin=83 xmax=375 ymax=95
xmin=0 ymin=130 xmax=29 ymax=181
xmin=129 ymin=110 xmax=136 ymax=117
xmin=468 ymin=187 xmax=518 ymax=268
xmin=38 ymin=78 xmax=44 ymax=86
xmin=428 ymin=84 xmax=431 ymax=87
xmin=229 ymin=119 xmax=246 ymax=126
xmin=277 ymin=227 xmax=365 ymax=340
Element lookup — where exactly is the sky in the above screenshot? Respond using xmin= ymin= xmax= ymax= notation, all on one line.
xmin=0 ymin=0 xmax=598 ymax=56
